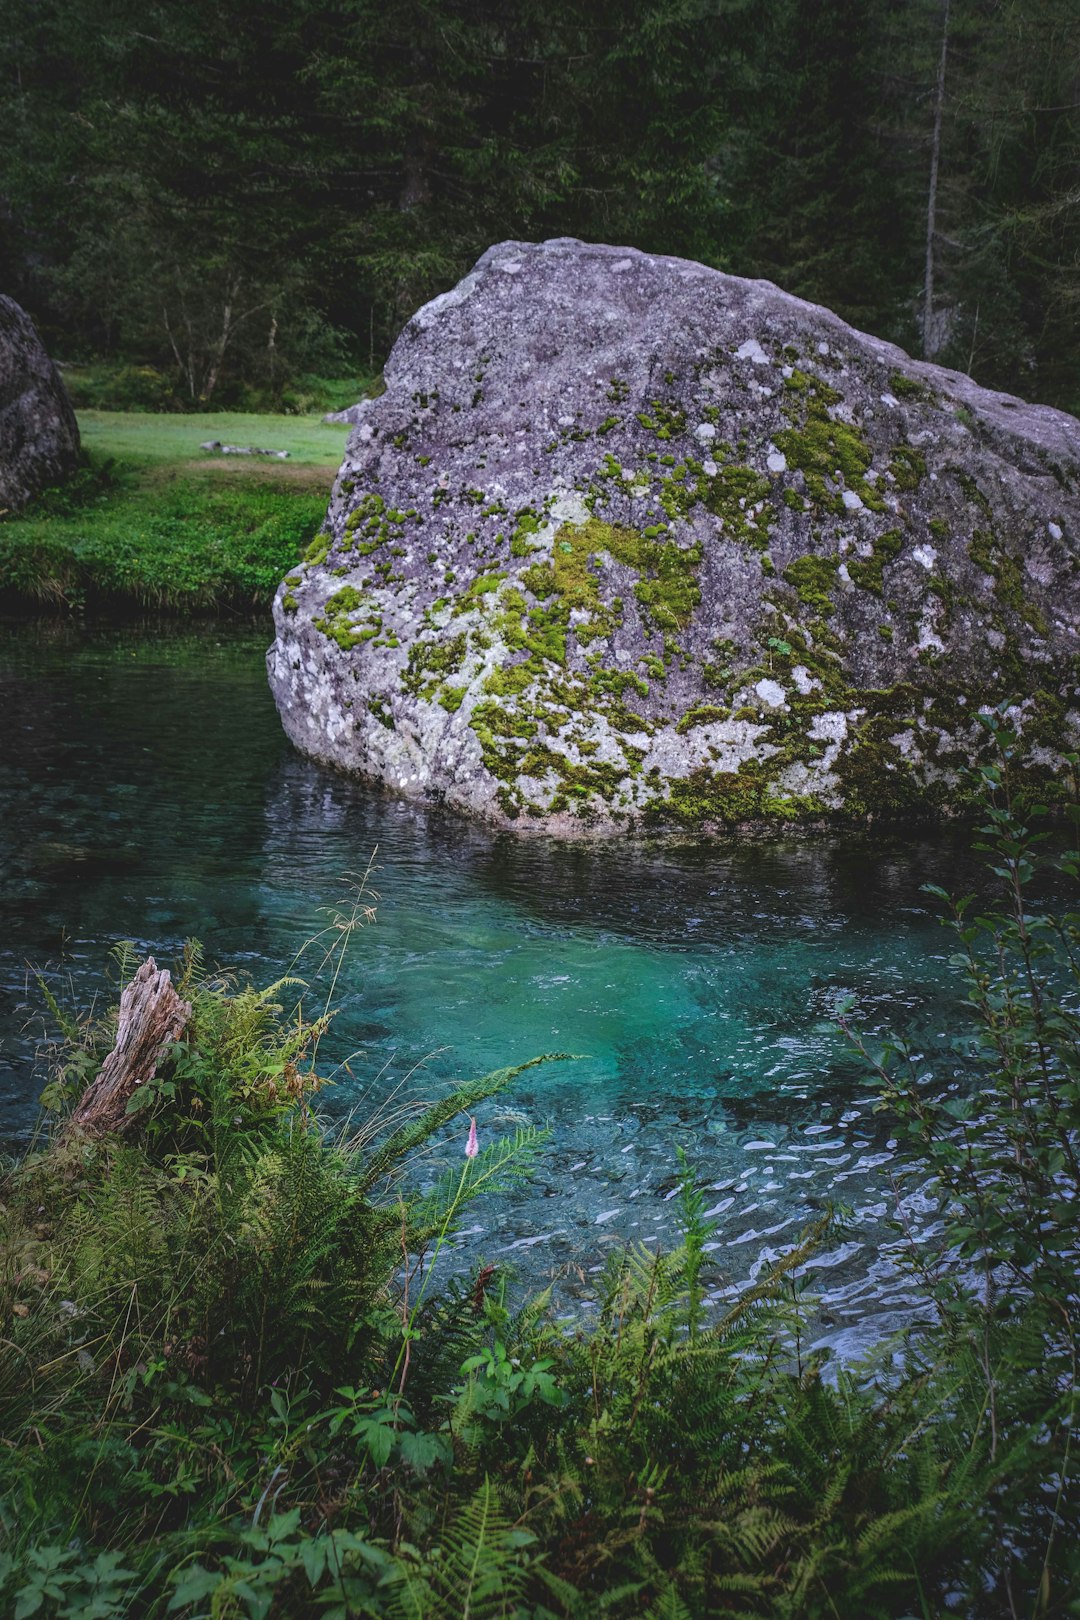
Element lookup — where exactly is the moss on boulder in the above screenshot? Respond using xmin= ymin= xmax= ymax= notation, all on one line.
xmin=268 ymin=239 xmax=1080 ymax=837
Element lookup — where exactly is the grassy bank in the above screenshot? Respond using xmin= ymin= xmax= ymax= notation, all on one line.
xmin=0 ymin=412 xmax=350 ymax=611
xmin=2 ymin=757 xmax=1078 ymax=1617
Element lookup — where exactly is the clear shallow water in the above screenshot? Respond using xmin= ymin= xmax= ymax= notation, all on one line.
xmin=1 ymin=620 xmax=986 ymax=1354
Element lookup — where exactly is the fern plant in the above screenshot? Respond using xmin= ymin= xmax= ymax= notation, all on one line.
xmin=7 ymin=791 xmax=1080 ymax=1618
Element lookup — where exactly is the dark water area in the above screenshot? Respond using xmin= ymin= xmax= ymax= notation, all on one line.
xmin=1 ymin=618 xmax=994 ymax=1356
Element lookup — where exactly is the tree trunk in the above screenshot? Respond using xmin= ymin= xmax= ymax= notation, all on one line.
xmin=202 ymin=279 xmax=238 ymax=404
xmin=68 ymin=957 xmax=191 ymax=1136
xmin=922 ymin=0 xmax=951 ymax=360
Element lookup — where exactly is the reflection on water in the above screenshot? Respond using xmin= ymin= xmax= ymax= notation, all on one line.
xmin=1 ymin=619 xmax=986 ymax=1355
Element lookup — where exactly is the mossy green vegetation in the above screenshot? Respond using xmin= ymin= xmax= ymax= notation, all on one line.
xmin=509 ymin=508 xmax=543 ymax=557
xmin=969 ymin=528 xmax=1049 ymax=632
xmin=0 ymin=412 xmax=344 ymax=610
xmin=634 ymin=399 xmax=687 ymax=439
xmin=512 ymin=516 xmax=702 ymax=642
xmin=368 ymin=694 xmax=395 ymax=729
xmin=889 ymin=442 xmax=927 ymax=491
xmin=402 ymin=631 xmax=468 ymax=698
xmin=655 ymin=760 xmax=824 ymax=824
xmin=775 ymin=375 xmax=885 ymax=514
xmin=342 ymin=491 xmax=418 ymax=559
xmin=782 ymin=552 xmax=840 ymax=615
xmin=314 ymin=584 xmax=382 ymax=650
xmin=3 ymin=778 xmax=1078 ymax=1616
xmin=549 ymin=517 xmax=702 ymax=637
xmin=887 ymin=370 xmax=937 ymax=404
xmin=675 ymin=701 xmax=731 ymax=734
xmin=436 ymin=683 xmax=466 ymax=711
xmin=696 ymin=460 xmax=774 ymax=549
xmin=434 ymin=516 xmax=702 ymax=812
xmin=846 ymin=528 xmax=903 ymax=594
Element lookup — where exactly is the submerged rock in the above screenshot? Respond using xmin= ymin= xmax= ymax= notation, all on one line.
xmin=0 ymin=296 xmax=80 ymax=512
xmin=268 ymin=238 xmax=1080 ymax=836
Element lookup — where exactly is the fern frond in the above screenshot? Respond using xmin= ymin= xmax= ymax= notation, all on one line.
xmin=358 ymin=1056 xmax=570 ymax=1193
xmin=254 ymin=974 xmax=308 ymax=1004
xmin=107 ymin=938 xmax=140 ymax=987
xmin=412 ymin=1126 xmax=550 ymax=1238
xmin=389 ymin=1477 xmax=537 ymax=1620
xmin=33 ymin=973 xmax=83 ymax=1045
xmin=641 ymin=1585 xmax=696 ymax=1620
xmin=711 ymin=1218 xmax=830 ymax=1336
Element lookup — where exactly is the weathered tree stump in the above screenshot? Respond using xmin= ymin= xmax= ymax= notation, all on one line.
xmin=68 ymin=957 xmax=191 ymax=1135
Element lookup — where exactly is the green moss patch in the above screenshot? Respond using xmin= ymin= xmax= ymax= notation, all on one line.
xmin=675 ymin=703 xmax=731 ymax=734
xmin=889 ymin=445 xmax=926 ymax=492
xmin=368 ymin=695 xmax=395 ymax=729
xmin=968 ymin=530 xmax=1048 ymax=632
xmin=519 ymin=743 xmax=629 ymax=814
xmin=775 ymin=377 xmax=885 ymax=514
xmin=491 ymin=519 xmax=703 ymax=696
xmin=652 ymin=762 xmax=824 ymax=828
xmin=782 ymin=553 xmax=840 ymax=616
xmin=635 ymin=400 xmax=688 ymax=440
xmin=402 ymin=631 xmax=468 ymax=696
xmin=888 ymin=371 xmax=937 ymax=404
xmin=341 ymin=491 xmax=417 ymax=557
xmin=314 ymin=585 xmax=382 ymax=650
xmin=698 ymin=463 xmax=773 ymax=550
xmin=846 ymin=529 xmax=903 ymax=595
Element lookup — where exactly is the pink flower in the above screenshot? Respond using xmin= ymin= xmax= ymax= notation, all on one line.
xmin=465 ymin=1117 xmax=479 ymax=1159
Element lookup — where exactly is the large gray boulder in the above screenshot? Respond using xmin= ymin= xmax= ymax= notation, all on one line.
xmin=0 ymin=296 xmax=80 ymax=512
xmin=268 ymin=238 xmax=1080 ymax=835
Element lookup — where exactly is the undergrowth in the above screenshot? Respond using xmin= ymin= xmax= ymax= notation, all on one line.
xmin=0 ymin=451 xmax=326 ymax=611
xmin=59 ymin=361 xmax=379 ymax=417
xmin=1 ymin=726 xmax=1078 ymax=1617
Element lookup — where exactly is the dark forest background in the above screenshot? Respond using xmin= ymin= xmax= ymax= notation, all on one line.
xmin=2 ymin=0 xmax=1079 ymax=412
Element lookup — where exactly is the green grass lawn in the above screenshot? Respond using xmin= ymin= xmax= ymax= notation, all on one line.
xmin=0 ymin=411 xmax=350 ymax=611
xmin=80 ymin=409 xmax=351 ymax=468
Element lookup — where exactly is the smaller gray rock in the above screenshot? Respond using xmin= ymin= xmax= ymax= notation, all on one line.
xmin=323 ymin=399 xmax=376 ymax=426
xmin=0 ymin=296 xmax=81 ymax=512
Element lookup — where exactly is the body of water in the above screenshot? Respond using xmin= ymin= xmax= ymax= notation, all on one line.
xmin=1 ymin=620 xmax=985 ymax=1356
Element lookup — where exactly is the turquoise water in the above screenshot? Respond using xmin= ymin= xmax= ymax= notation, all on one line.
xmin=1 ymin=620 xmax=983 ymax=1350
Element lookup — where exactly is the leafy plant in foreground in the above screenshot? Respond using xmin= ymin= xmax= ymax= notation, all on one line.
xmin=846 ymin=709 xmax=1080 ymax=1615
xmin=5 ymin=763 xmax=1080 ymax=1615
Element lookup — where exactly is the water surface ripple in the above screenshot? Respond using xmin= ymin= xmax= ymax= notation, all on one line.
xmin=1 ymin=620 xmax=985 ymax=1356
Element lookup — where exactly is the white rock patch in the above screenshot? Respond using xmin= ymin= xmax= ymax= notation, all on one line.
xmin=809 ymin=712 xmax=848 ymax=745
xmin=755 ymin=678 xmax=787 ymax=709
xmin=791 ymin=665 xmax=820 ymax=695
xmin=735 ymin=338 xmax=769 ymax=365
